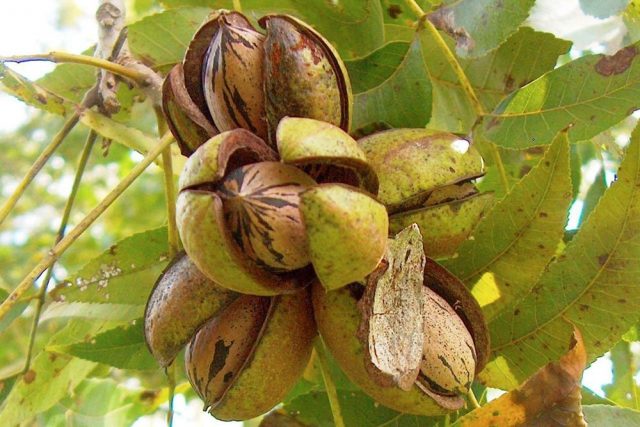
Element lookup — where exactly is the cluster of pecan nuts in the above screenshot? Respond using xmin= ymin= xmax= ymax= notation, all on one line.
xmin=144 ymin=9 xmax=491 ymax=421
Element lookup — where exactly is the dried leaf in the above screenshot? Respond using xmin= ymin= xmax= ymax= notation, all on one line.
xmin=456 ymin=330 xmax=587 ymax=427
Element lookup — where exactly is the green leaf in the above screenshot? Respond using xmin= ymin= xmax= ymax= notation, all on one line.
xmin=578 ymin=169 xmax=608 ymax=226
xmin=128 ymin=7 xmax=212 ymax=70
xmin=429 ymin=0 xmax=536 ymax=58
xmin=583 ymin=404 xmax=640 ymax=426
xmin=78 ymin=110 xmax=186 ymax=174
xmin=50 ymin=227 xmax=170 ymax=305
xmin=52 ymin=378 xmax=158 ymax=427
xmin=603 ymin=341 xmax=640 ymax=409
xmin=37 ymin=60 xmax=95 ymax=104
xmin=161 ymin=1 xmax=386 ymax=59
xmin=0 ymin=321 xmax=100 ymax=425
xmin=481 ymin=42 xmax=640 ymax=148
xmin=419 ymin=27 xmax=475 ymax=133
xmin=420 ymin=26 xmax=570 ymax=134
xmin=0 ymin=64 xmax=69 ymax=115
xmin=285 ymin=389 xmax=446 ymax=426
xmin=41 ymin=302 xmax=143 ymax=322
xmin=443 ymin=132 xmax=572 ymax=322
xmin=0 ymin=288 xmax=29 ymax=333
xmin=48 ymin=320 xmax=158 ymax=370
xmin=348 ymin=38 xmax=432 ymax=131
xmin=481 ymin=124 xmax=640 ymax=389
xmin=580 ymin=0 xmax=631 ymax=19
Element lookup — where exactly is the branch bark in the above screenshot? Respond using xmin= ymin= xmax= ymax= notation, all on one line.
xmin=96 ymin=0 xmax=126 ymax=115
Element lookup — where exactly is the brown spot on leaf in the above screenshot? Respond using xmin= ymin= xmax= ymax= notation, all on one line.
xmin=486 ymin=116 xmax=501 ymax=130
xmin=595 ymin=46 xmax=638 ymax=76
xmin=514 ymin=308 xmax=520 ymax=316
xmin=579 ymin=304 xmax=589 ymax=312
xmin=140 ymin=390 xmax=159 ymax=402
xmin=387 ymin=4 xmax=402 ymax=19
xmin=428 ymin=8 xmax=475 ymax=53
xmin=539 ymin=212 xmax=548 ymax=218
xmin=108 ymin=245 xmax=117 ymax=255
xmin=504 ymin=74 xmax=515 ymax=91
xmin=23 ymin=370 xmax=36 ymax=384
xmin=598 ymin=254 xmax=609 ymax=266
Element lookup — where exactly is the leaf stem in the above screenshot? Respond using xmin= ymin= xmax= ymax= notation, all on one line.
xmin=166 ymin=362 xmax=177 ymax=427
xmin=0 ymin=52 xmax=148 ymax=85
xmin=467 ymin=388 xmax=481 ymax=409
xmin=0 ymin=133 xmax=174 ymax=323
xmin=405 ymin=0 xmax=426 ymax=18
xmin=0 ymin=113 xmax=79 ymax=228
xmin=314 ymin=340 xmax=345 ymax=427
xmin=419 ymin=16 xmax=510 ymax=192
xmin=22 ymin=130 xmax=97 ymax=374
xmin=489 ymin=143 xmax=511 ymax=192
xmin=155 ymin=108 xmax=179 ymax=258
xmin=421 ymin=19 xmax=485 ymax=117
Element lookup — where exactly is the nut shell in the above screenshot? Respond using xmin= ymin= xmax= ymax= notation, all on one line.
xmin=312 ymin=282 xmax=449 ymax=416
xmin=203 ymin=12 xmax=267 ymax=139
xmin=417 ymin=287 xmax=476 ymax=401
xmin=144 ymin=253 xmax=238 ymax=367
xmin=260 ymin=15 xmax=352 ymax=142
xmin=218 ymin=162 xmax=315 ymax=272
xmin=186 ymin=290 xmax=316 ymax=421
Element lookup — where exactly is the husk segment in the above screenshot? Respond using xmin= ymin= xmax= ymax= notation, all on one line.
xmin=162 ymin=64 xmax=218 ymax=156
xmin=299 ymin=184 xmax=388 ymax=290
xmin=358 ymin=129 xmax=485 ymax=213
xmin=276 ymin=117 xmax=378 ymax=194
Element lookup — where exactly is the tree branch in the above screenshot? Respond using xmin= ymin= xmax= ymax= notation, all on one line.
xmin=96 ymin=0 xmax=126 ymax=115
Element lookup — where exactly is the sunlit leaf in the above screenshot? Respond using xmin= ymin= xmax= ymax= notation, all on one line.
xmin=48 ymin=320 xmax=157 ymax=370
xmin=482 ymin=124 xmax=640 ymax=389
xmin=579 ymin=0 xmax=630 ymax=19
xmin=0 ymin=321 xmax=101 ymax=425
xmin=0 ymin=63 xmax=69 ymax=115
xmin=456 ymin=331 xmax=586 ymax=426
xmin=128 ymin=7 xmax=212 ymax=70
xmin=347 ymin=38 xmax=432 ymax=132
xmin=78 ymin=109 xmax=185 ymax=174
xmin=444 ymin=132 xmax=572 ymax=321
xmin=428 ymin=0 xmax=536 ymax=58
xmin=583 ymin=404 xmax=640 ymax=426
xmin=41 ymin=302 xmax=142 ymax=322
xmin=603 ymin=340 xmax=640 ymax=409
xmin=50 ymin=227 xmax=170 ymax=305
xmin=159 ymin=0 xmax=386 ymax=59
xmin=481 ymin=42 xmax=640 ymax=148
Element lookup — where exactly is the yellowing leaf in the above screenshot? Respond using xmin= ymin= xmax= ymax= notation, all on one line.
xmin=444 ymin=132 xmax=572 ymax=322
xmin=0 ymin=64 xmax=69 ymax=115
xmin=456 ymin=331 xmax=586 ymax=427
xmin=482 ymin=123 xmax=640 ymax=389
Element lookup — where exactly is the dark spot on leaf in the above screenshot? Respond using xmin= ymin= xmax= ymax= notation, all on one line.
xmin=618 ymin=298 xmax=626 ymax=304
xmin=49 ymin=353 xmax=58 ymax=362
xmin=579 ymin=304 xmax=589 ymax=312
xmin=140 ymin=390 xmax=159 ymax=402
xmin=544 ymin=161 xmax=550 ymax=167
xmin=23 ymin=370 xmax=36 ymax=384
xmin=223 ymin=371 xmax=234 ymax=383
xmin=492 ymin=410 xmax=500 ymax=416
xmin=504 ymin=74 xmax=515 ymax=91
xmin=538 ymin=244 xmax=545 ymax=249
xmin=428 ymin=8 xmax=475 ymax=53
xmin=486 ymin=116 xmax=501 ymax=130
xmin=449 ymin=166 xmax=456 ymax=173
xmin=595 ymin=46 xmax=638 ymax=76
xmin=108 ymin=245 xmax=117 ymax=255
xmin=539 ymin=212 xmax=548 ymax=218
xmin=594 ymin=340 xmax=602 ymax=347
xmin=387 ymin=4 xmax=402 ymax=19
xmin=514 ymin=308 xmax=520 ymax=316
xmin=598 ymin=254 xmax=609 ymax=266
